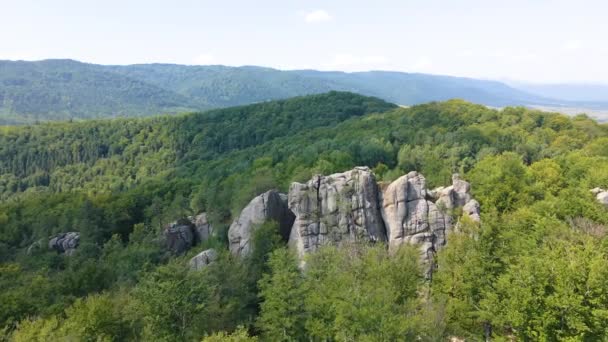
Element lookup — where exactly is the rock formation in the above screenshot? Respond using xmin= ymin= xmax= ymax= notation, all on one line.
xmin=287 ymin=167 xmax=386 ymax=260
xmin=164 ymin=213 xmax=213 ymax=255
xmin=591 ymin=187 xmax=608 ymax=207
xmin=48 ymin=232 xmax=80 ymax=255
xmin=189 ymin=248 xmax=218 ymax=270
xmin=229 ymin=167 xmax=480 ymax=275
xmin=433 ymin=174 xmax=481 ymax=223
xmin=190 ymin=212 xmax=213 ymax=244
xmin=164 ymin=219 xmax=195 ymax=255
xmin=381 ymin=172 xmax=446 ymax=262
xmin=228 ymin=190 xmax=295 ymax=257
xmin=381 ymin=172 xmax=479 ymax=277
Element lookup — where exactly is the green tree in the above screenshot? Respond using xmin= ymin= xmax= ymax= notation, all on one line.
xmin=256 ymin=248 xmax=305 ymax=341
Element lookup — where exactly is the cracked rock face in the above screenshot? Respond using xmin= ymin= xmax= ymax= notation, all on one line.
xmin=189 ymin=248 xmax=218 ymax=270
xmin=48 ymin=232 xmax=80 ymax=255
xmin=381 ymin=172 xmax=447 ymax=261
xmin=288 ymin=167 xmax=386 ymax=260
xmin=228 ymin=190 xmax=295 ymax=257
xmin=382 ymin=172 xmax=479 ymax=277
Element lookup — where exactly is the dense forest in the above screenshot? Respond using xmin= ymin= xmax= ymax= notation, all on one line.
xmin=0 ymin=59 xmax=587 ymax=124
xmin=1 ymin=91 xmax=608 ymax=341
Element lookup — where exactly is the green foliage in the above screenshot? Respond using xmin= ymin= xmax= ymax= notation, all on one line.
xmin=201 ymin=326 xmax=258 ymax=342
xmin=129 ymin=261 xmax=212 ymax=340
xmin=0 ymin=59 xmax=560 ymax=123
xmin=302 ymin=244 xmax=424 ymax=341
xmin=256 ymin=248 xmax=305 ymax=341
xmin=2 ymin=93 xmax=608 ymax=340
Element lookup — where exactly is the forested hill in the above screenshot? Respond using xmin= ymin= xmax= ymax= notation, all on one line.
xmin=0 ymin=58 xmax=568 ymax=124
xmin=0 ymin=91 xmax=394 ymax=198
xmin=2 ymin=92 xmax=608 ymax=340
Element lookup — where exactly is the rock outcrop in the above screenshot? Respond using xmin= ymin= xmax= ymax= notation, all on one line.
xmin=163 ymin=213 xmax=213 ymax=255
xmin=189 ymin=248 xmax=218 ymax=270
xmin=48 ymin=232 xmax=80 ymax=255
xmin=591 ymin=187 xmax=608 ymax=207
xmin=190 ymin=212 xmax=213 ymax=244
xmin=381 ymin=172 xmax=446 ymax=262
xmin=164 ymin=219 xmax=195 ymax=255
xmin=288 ymin=167 xmax=386 ymax=260
xmin=381 ymin=172 xmax=479 ymax=276
xmin=229 ymin=167 xmax=480 ymax=275
xmin=228 ymin=190 xmax=295 ymax=257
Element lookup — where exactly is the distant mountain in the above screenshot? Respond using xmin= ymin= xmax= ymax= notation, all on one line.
xmin=0 ymin=60 xmax=198 ymax=123
xmin=509 ymin=82 xmax=608 ymax=103
xmin=1 ymin=59 xmax=602 ymax=123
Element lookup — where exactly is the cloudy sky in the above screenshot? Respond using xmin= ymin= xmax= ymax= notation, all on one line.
xmin=2 ymin=0 xmax=607 ymax=83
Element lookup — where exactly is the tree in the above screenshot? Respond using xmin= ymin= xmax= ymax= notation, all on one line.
xmin=256 ymin=248 xmax=305 ymax=341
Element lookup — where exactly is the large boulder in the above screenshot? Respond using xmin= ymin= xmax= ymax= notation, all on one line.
xmin=164 ymin=219 xmax=195 ymax=255
xmin=189 ymin=248 xmax=218 ymax=270
xmin=190 ymin=212 xmax=213 ymax=244
xmin=228 ymin=190 xmax=295 ymax=257
xmin=288 ymin=167 xmax=386 ymax=260
xmin=592 ymin=188 xmax=608 ymax=207
xmin=382 ymin=172 xmax=479 ymax=277
xmin=381 ymin=172 xmax=446 ymax=260
xmin=48 ymin=232 xmax=80 ymax=255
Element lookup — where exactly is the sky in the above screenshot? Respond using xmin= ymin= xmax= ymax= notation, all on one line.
xmin=1 ymin=0 xmax=607 ymax=83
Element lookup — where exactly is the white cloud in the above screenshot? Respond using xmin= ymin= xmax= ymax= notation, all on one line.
xmin=193 ymin=53 xmax=216 ymax=65
xmin=304 ymin=10 xmax=332 ymax=23
xmin=322 ymin=54 xmax=388 ymax=71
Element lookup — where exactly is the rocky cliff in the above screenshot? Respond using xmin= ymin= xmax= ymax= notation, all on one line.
xmin=287 ymin=167 xmax=386 ymax=260
xmin=229 ymin=167 xmax=480 ymax=272
xmin=381 ymin=172 xmax=480 ymax=277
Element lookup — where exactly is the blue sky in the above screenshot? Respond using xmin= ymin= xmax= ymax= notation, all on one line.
xmin=2 ymin=0 xmax=607 ymax=83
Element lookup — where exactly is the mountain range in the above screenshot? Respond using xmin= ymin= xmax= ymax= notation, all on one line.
xmin=2 ymin=59 xmax=606 ymax=124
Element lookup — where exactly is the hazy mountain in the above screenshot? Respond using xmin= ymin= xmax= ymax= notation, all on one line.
xmin=1 ymin=59 xmax=603 ymax=124
xmin=509 ymin=82 xmax=608 ymax=103
xmin=0 ymin=59 xmax=198 ymax=123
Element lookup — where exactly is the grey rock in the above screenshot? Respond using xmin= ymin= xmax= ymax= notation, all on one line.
xmin=451 ymin=174 xmax=473 ymax=207
xmin=228 ymin=190 xmax=295 ymax=257
xmin=190 ymin=212 xmax=213 ymax=244
xmin=381 ymin=172 xmax=446 ymax=263
xmin=597 ymin=191 xmax=608 ymax=207
xmin=288 ymin=167 xmax=386 ymax=260
xmin=382 ymin=172 xmax=478 ymax=278
xmin=164 ymin=219 xmax=195 ymax=255
xmin=48 ymin=232 xmax=80 ymax=255
xmin=432 ymin=174 xmax=473 ymax=210
xmin=463 ymin=199 xmax=481 ymax=222
xmin=189 ymin=248 xmax=218 ymax=270
xmin=590 ymin=188 xmax=608 ymax=207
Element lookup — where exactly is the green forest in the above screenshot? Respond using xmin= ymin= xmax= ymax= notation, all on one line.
xmin=0 ymin=59 xmax=573 ymax=124
xmin=1 ymin=91 xmax=608 ymax=341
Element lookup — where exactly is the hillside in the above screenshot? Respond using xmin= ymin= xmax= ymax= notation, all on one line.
xmin=0 ymin=60 xmax=199 ymax=123
xmin=1 ymin=92 xmax=608 ymax=340
xmin=0 ymin=59 xmax=589 ymax=124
